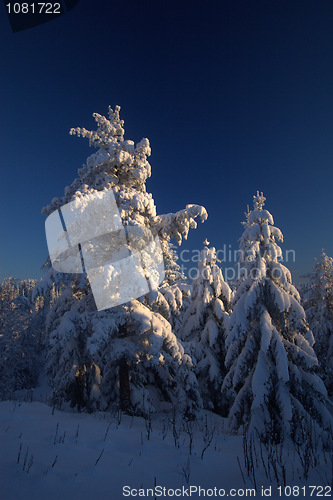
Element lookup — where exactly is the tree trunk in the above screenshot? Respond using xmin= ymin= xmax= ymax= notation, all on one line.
xmin=119 ymin=357 xmax=132 ymax=413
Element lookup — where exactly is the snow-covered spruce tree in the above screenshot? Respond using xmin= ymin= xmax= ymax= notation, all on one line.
xmin=302 ymin=251 xmax=333 ymax=394
xmin=221 ymin=192 xmax=332 ymax=443
xmin=144 ymin=244 xmax=192 ymax=335
xmin=0 ymin=285 xmax=40 ymax=400
xmin=180 ymin=239 xmax=231 ymax=411
xmin=0 ymin=277 xmax=20 ymax=305
xmin=41 ymin=105 xmax=207 ymax=415
xmin=0 ymin=277 xmax=37 ymax=306
xmin=144 ymin=213 xmax=206 ymax=332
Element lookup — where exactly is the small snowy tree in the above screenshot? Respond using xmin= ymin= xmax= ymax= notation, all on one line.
xmin=0 ymin=278 xmax=20 ymax=304
xmin=40 ymin=105 xmax=207 ymax=414
xmin=0 ymin=278 xmax=38 ymax=306
xmin=180 ymin=239 xmax=231 ymax=411
xmin=302 ymin=251 xmax=333 ymax=394
xmin=0 ymin=283 xmax=40 ymax=400
xmin=222 ymin=192 xmax=332 ymax=443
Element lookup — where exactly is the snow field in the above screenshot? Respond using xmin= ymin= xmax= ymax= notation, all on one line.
xmin=0 ymin=402 xmax=332 ymax=500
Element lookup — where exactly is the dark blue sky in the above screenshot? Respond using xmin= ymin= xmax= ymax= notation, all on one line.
xmin=1 ymin=0 xmax=333 ymax=283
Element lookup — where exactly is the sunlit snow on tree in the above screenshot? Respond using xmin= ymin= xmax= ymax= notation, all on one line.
xmin=181 ymin=239 xmax=231 ymax=411
xmin=302 ymin=251 xmax=333 ymax=395
xmin=38 ymin=106 xmax=207 ymax=415
xmin=222 ymin=192 xmax=332 ymax=443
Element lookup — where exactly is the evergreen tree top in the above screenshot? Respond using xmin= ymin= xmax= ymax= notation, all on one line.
xmin=253 ymin=191 xmax=266 ymax=210
xmin=303 ymin=250 xmax=333 ymax=296
xmin=248 ymin=191 xmax=274 ymax=227
xmin=238 ymin=191 xmax=283 ymax=271
xmin=43 ymin=105 xmax=152 ymax=216
xmin=70 ymin=105 xmax=125 ymax=148
xmin=41 ymin=105 xmax=207 ymax=292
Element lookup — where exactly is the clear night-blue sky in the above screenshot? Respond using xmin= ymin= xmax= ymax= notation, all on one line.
xmin=1 ymin=0 xmax=333 ymax=283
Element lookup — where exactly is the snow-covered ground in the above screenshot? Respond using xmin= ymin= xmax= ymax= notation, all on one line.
xmin=0 ymin=401 xmax=332 ymax=500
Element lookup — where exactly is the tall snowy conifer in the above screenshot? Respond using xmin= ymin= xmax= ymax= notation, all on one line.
xmin=180 ymin=239 xmax=231 ymax=411
xmin=222 ymin=192 xmax=332 ymax=442
xmin=41 ymin=106 xmax=207 ymax=414
xmin=302 ymin=252 xmax=333 ymax=394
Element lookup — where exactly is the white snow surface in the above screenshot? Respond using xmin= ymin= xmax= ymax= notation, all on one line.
xmin=0 ymin=401 xmax=331 ymax=500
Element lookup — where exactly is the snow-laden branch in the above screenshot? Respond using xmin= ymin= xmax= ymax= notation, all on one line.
xmin=155 ymin=204 xmax=208 ymax=245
